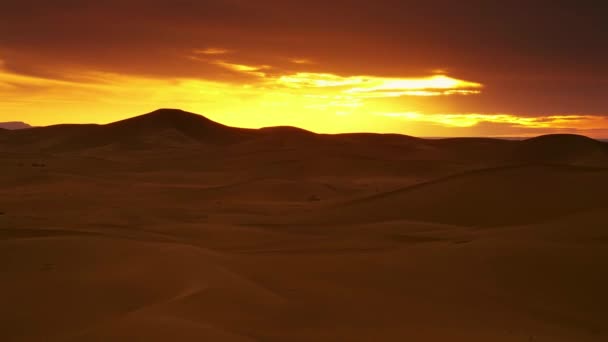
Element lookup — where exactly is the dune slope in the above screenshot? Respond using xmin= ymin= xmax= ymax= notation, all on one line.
xmin=327 ymin=164 xmax=608 ymax=226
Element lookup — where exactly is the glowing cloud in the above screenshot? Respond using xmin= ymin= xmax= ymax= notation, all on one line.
xmin=195 ymin=48 xmax=232 ymax=55
xmin=289 ymin=58 xmax=314 ymax=65
xmin=275 ymin=73 xmax=482 ymax=97
xmin=211 ymin=61 xmax=270 ymax=77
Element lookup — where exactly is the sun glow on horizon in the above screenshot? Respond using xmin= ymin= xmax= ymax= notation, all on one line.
xmin=1 ymin=58 xmax=607 ymax=138
xmin=378 ymin=112 xmax=608 ymax=131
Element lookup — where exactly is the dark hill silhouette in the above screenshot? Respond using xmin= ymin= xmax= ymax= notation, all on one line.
xmin=0 ymin=121 xmax=32 ymax=130
xmin=0 ymin=109 xmax=257 ymax=151
xmin=0 ymin=124 xmax=98 ymax=150
xmin=337 ymin=133 xmax=427 ymax=153
xmin=99 ymin=109 xmax=256 ymax=147
xmin=259 ymin=126 xmax=314 ymax=135
xmin=514 ymin=134 xmax=608 ymax=165
xmin=252 ymin=125 xmax=321 ymax=146
xmin=108 ymin=109 xmax=250 ymax=136
xmin=1 ymin=109 xmax=607 ymax=168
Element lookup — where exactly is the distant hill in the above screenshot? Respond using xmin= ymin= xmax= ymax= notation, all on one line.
xmin=0 ymin=121 xmax=32 ymax=130
xmin=0 ymin=109 xmax=607 ymax=171
xmin=0 ymin=109 xmax=257 ymax=151
xmin=83 ymin=108 xmax=256 ymax=149
xmin=514 ymin=134 xmax=608 ymax=164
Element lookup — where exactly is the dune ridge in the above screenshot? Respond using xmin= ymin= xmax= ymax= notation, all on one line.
xmin=1 ymin=109 xmax=606 ymax=157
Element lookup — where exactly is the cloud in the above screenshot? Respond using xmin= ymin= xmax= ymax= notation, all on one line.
xmin=210 ymin=61 xmax=271 ymax=77
xmin=274 ymin=73 xmax=482 ymax=98
xmin=194 ymin=48 xmax=232 ymax=55
xmin=289 ymin=58 xmax=314 ymax=65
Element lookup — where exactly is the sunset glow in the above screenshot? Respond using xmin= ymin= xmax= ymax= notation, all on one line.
xmin=1 ymin=62 xmax=607 ymax=137
xmin=1 ymin=1 xmax=606 ymax=137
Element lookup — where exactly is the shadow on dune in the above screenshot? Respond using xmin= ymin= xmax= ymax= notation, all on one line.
xmin=324 ymin=164 xmax=608 ymax=227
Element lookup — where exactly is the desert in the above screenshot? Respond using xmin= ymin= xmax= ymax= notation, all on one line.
xmin=1 ymin=109 xmax=607 ymax=341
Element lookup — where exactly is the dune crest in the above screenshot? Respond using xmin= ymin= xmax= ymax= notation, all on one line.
xmin=2 ymin=109 xmax=607 ymax=164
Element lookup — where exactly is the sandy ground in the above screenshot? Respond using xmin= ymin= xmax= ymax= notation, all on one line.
xmin=1 ymin=110 xmax=608 ymax=341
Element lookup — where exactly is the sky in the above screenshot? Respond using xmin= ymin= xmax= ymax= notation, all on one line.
xmin=1 ymin=0 xmax=607 ymax=137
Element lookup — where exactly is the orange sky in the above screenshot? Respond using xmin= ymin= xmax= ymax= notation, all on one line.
xmin=1 ymin=1 xmax=607 ymax=137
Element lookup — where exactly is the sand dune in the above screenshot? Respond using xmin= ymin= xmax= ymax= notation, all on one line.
xmin=0 ymin=235 xmax=283 ymax=342
xmin=1 ymin=109 xmax=607 ymax=341
xmin=515 ymin=134 xmax=608 ymax=166
xmin=327 ymin=164 xmax=608 ymax=226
